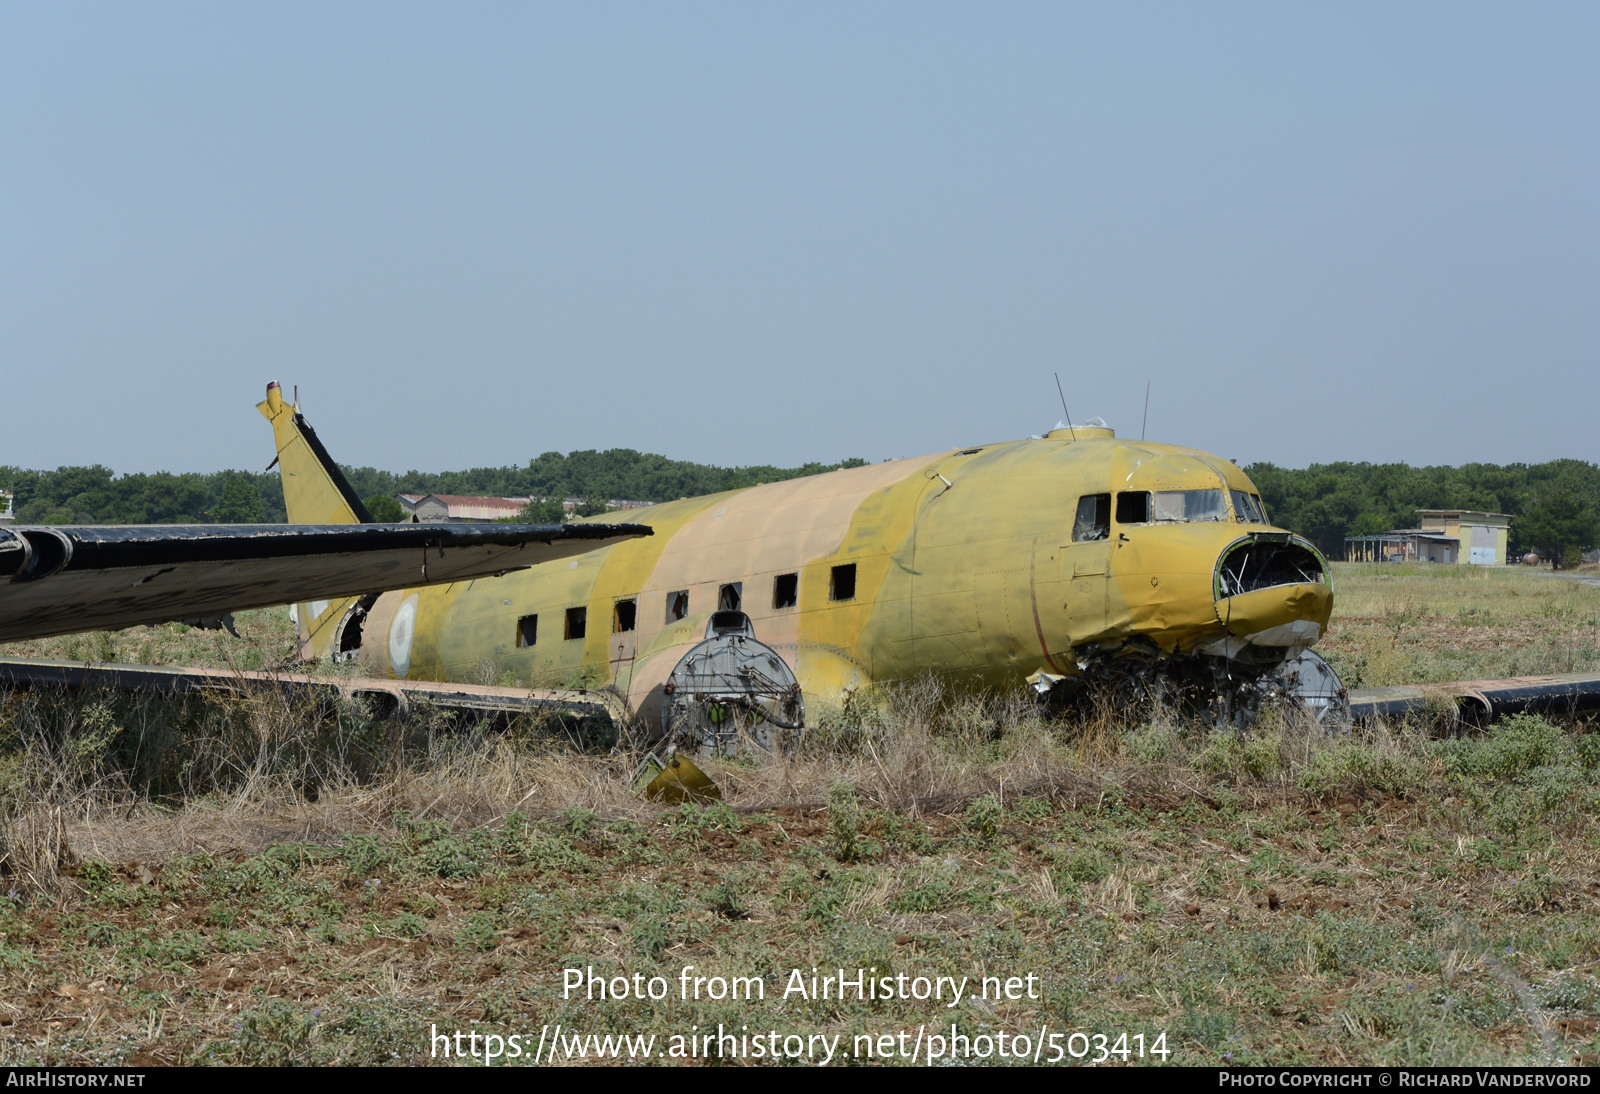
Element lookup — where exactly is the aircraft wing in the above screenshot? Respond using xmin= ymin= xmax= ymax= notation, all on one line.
xmin=0 ymin=522 xmax=650 ymax=644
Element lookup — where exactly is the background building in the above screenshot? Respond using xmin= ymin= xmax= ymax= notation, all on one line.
xmin=1344 ymin=509 xmax=1511 ymax=565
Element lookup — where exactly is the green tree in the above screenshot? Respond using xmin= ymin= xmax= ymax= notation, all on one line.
xmin=503 ymin=498 xmax=568 ymax=524
xmin=1516 ymin=473 xmax=1599 ymax=569
xmin=210 ymin=471 xmax=266 ymax=522
xmin=364 ymin=494 xmax=405 ymax=522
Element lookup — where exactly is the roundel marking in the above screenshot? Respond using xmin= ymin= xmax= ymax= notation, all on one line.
xmin=389 ymin=594 xmax=420 ymax=679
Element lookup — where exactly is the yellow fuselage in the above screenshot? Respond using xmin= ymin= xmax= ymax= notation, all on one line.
xmin=338 ymin=427 xmax=1332 ymax=718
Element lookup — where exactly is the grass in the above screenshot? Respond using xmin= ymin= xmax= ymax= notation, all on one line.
xmin=1 ymin=679 xmax=1599 ymax=1066
xmin=1320 ymin=564 xmax=1600 ymax=688
xmin=0 ymin=609 xmax=302 ymax=675
xmin=0 ymin=566 xmax=1598 ymax=1066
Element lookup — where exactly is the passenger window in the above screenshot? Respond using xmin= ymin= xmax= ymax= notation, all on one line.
xmin=773 ymin=573 xmax=798 ymax=609
xmin=830 ymin=563 xmax=857 ymax=601
xmin=666 ymin=590 xmax=688 ymax=622
xmin=718 ymin=583 xmax=742 ymax=611
xmin=1072 ymin=494 xmax=1111 ymax=542
xmin=516 ymin=614 xmax=537 ymax=647
xmin=565 ymin=606 xmax=586 ymax=640
xmin=1115 ymin=492 xmax=1150 ymax=524
xmin=613 ymin=599 xmax=636 ymax=633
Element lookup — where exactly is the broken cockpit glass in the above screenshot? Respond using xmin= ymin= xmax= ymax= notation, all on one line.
xmin=1073 ymin=494 xmax=1111 ymax=541
xmin=1230 ymin=490 xmax=1266 ymax=524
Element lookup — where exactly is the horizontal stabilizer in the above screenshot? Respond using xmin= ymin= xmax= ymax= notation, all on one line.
xmin=0 ymin=522 xmax=649 ymax=644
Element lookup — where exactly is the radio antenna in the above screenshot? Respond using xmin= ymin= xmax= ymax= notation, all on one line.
xmin=1141 ymin=379 xmax=1150 ymax=441
xmin=1052 ymin=372 xmax=1077 ymax=441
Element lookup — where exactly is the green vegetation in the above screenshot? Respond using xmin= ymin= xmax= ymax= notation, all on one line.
xmin=1 ymin=675 xmax=1598 ymax=1066
xmin=1246 ymin=458 xmax=1599 ymax=561
xmin=0 ymin=465 xmax=286 ymax=525
xmin=364 ymin=494 xmax=405 ymax=523
xmin=0 ymin=449 xmax=869 ymax=526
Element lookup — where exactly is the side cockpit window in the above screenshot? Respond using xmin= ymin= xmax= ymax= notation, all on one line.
xmin=1115 ymin=491 xmax=1149 ymax=524
xmin=1073 ymin=494 xmax=1111 ymax=541
xmin=1231 ymin=490 xmax=1265 ymax=524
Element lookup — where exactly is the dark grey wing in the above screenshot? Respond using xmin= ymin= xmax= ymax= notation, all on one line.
xmin=0 ymin=522 xmax=649 ymax=643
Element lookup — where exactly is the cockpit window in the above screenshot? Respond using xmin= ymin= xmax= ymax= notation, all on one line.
xmin=1231 ymin=490 xmax=1265 ymax=523
xmin=1153 ymin=489 xmax=1229 ymax=523
xmin=1073 ymin=494 xmax=1111 ymax=541
xmin=1115 ymin=492 xmax=1150 ymax=524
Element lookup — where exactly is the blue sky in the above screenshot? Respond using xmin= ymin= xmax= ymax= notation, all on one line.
xmin=3 ymin=3 xmax=1596 ymax=474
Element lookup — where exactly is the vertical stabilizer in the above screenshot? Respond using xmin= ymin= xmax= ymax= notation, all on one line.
xmin=256 ymin=382 xmax=373 ymax=659
xmin=257 ymin=382 xmax=375 ymax=525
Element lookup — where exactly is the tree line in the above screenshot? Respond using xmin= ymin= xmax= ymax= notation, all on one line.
xmin=1245 ymin=458 xmax=1599 ymax=565
xmin=0 ymin=449 xmax=871 ymax=527
xmin=4 ymin=453 xmax=1595 ymax=564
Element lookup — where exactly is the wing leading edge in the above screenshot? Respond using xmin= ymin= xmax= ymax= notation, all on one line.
xmin=0 ymin=521 xmax=650 ymax=644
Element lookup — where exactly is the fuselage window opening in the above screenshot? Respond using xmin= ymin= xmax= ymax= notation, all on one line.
xmin=773 ymin=572 xmax=798 ymax=609
xmin=666 ymin=590 xmax=689 ymax=622
xmin=1253 ymin=494 xmax=1269 ymax=522
xmin=1115 ymin=491 xmax=1150 ymax=525
xmin=1072 ymin=494 xmax=1111 ymax=542
xmin=517 ymin=614 xmax=537 ymax=648
xmin=613 ymin=599 xmax=637 ymax=633
xmin=565 ymin=606 xmax=587 ymax=640
xmin=830 ymin=563 xmax=857 ymax=601
xmin=718 ymin=583 xmax=742 ymax=612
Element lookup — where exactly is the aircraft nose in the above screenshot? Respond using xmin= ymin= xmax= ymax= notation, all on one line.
xmin=1212 ymin=535 xmax=1333 ymax=652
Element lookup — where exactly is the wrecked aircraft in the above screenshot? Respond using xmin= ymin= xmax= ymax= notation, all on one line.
xmin=263 ymin=386 xmax=1344 ymax=742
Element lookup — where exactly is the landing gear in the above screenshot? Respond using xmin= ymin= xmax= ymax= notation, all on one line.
xmin=1210 ymin=649 xmax=1349 ymax=732
xmin=1043 ymin=644 xmax=1350 ymax=732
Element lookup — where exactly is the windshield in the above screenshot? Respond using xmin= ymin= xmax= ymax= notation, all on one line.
xmin=1153 ymin=489 xmax=1229 ymax=523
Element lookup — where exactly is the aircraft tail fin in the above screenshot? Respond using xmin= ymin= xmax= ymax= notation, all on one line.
xmin=256 ymin=382 xmax=373 ymax=659
xmin=256 ymin=382 xmax=375 ymax=525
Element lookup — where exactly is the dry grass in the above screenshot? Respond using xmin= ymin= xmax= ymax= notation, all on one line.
xmin=2 ymin=568 xmax=1600 ymax=1066
xmin=2 ymin=672 xmax=1599 ymax=1067
xmin=1323 ymin=563 xmax=1600 ymax=686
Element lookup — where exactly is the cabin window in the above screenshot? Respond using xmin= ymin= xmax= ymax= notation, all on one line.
xmin=830 ymin=563 xmax=857 ymax=601
xmin=565 ymin=606 xmax=586 ymax=640
xmin=1072 ymin=494 xmax=1110 ymax=541
xmin=1115 ymin=491 xmax=1150 ymax=524
xmin=516 ymin=614 xmax=537 ymax=647
xmin=666 ymin=590 xmax=689 ymax=622
xmin=1253 ymin=494 xmax=1268 ymax=522
xmin=613 ymin=599 xmax=636 ymax=633
xmin=719 ymin=583 xmax=742 ymax=611
xmin=772 ymin=572 xmax=798 ymax=609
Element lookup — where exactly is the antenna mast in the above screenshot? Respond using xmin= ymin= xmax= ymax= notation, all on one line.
xmin=1052 ymin=373 xmax=1077 ymax=442
xmin=1141 ymin=379 xmax=1150 ymax=441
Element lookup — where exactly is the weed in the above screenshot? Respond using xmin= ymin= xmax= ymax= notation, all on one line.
xmin=233 ymin=999 xmax=315 ymax=1064
xmin=827 ymin=779 xmax=862 ymax=863
xmin=965 ymin=793 xmax=1002 ymax=839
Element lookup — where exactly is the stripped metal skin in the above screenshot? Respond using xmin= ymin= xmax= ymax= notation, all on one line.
xmin=262 ymin=393 xmax=1335 ymax=726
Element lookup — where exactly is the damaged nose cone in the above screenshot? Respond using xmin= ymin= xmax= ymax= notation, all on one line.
xmin=1206 ymin=534 xmax=1332 ymax=661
